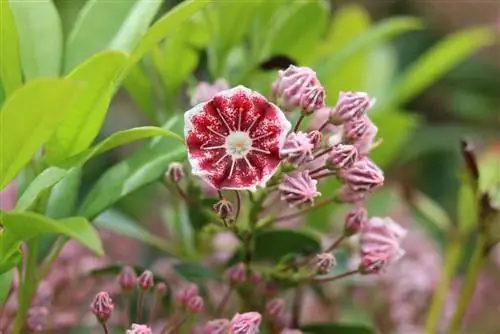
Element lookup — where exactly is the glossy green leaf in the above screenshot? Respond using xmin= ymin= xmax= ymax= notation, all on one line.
xmin=90 ymin=265 xmax=166 ymax=283
xmin=0 ymin=248 xmax=21 ymax=276
xmin=46 ymin=51 xmax=128 ymax=163
xmin=123 ymin=64 xmax=156 ymax=122
xmin=109 ymin=0 xmax=163 ymax=54
xmin=365 ymin=44 xmax=397 ymax=98
xmin=458 ymin=176 xmax=478 ymax=234
xmin=0 ymin=79 xmax=81 ymax=190
xmin=78 ymin=131 xmax=186 ymax=220
xmin=410 ymin=191 xmax=452 ymax=231
xmin=64 ymin=0 xmax=136 ymax=72
xmin=94 ymin=209 xmax=175 ymax=254
xmin=252 ymin=229 xmax=321 ymax=262
xmin=45 ymin=168 xmax=82 ymax=219
xmin=131 ymin=0 xmax=209 ymax=63
xmin=15 ymin=167 xmax=68 ymax=211
xmin=301 ymin=323 xmax=373 ymax=334
xmin=0 ymin=270 xmax=14 ymax=305
xmin=173 ymin=263 xmax=220 ymax=283
xmin=9 ymin=0 xmax=62 ymax=79
xmin=391 ymin=27 xmax=495 ymax=106
xmin=164 ymin=202 xmax=196 ymax=257
xmin=0 ymin=211 xmax=103 ymax=256
xmin=0 ymin=1 xmax=22 ymax=97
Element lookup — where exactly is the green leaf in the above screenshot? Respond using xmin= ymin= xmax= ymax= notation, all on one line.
xmin=9 ymin=0 xmax=62 ymax=79
xmin=90 ymin=264 xmax=167 ymax=283
xmin=46 ymin=51 xmax=128 ymax=163
xmin=390 ymin=27 xmax=495 ymax=106
xmin=78 ymin=131 xmax=186 ymax=219
xmin=45 ymin=168 xmax=82 ymax=219
xmin=0 ymin=249 xmax=21 ymax=277
xmin=173 ymin=263 xmax=220 ymax=283
xmin=123 ymin=64 xmax=156 ymax=122
xmin=252 ymin=229 xmax=321 ymax=262
xmin=15 ymin=167 xmax=68 ymax=211
xmin=0 ymin=79 xmax=81 ymax=190
xmin=410 ymin=190 xmax=452 ymax=231
xmin=301 ymin=323 xmax=373 ymax=334
xmin=64 ymin=0 xmax=136 ymax=72
xmin=131 ymin=0 xmax=209 ymax=63
xmin=0 ymin=211 xmax=103 ymax=256
xmin=0 ymin=1 xmax=22 ymax=97
xmin=458 ymin=176 xmax=478 ymax=234
xmin=94 ymin=209 xmax=175 ymax=254
xmin=109 ymin=0 xmax=163 ymax=54
xmin=164 ymin=203 xmax=196 ymax=257
xmin=0 ymin=269 xmax=14 ymax=305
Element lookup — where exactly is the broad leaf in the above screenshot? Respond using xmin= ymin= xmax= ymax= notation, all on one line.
xmin=109 ymin=0 xmax=163 ymax=54
xmin=64 ymin=0 xmax=136 ymax=72
xmin=0 ymin=269 xmax=14 ymax=305
xmin=390 ymin=27 xmax=495 ymax=106
xmin=46 ymin=51 xmax=128 ymax=163
xmin=0 ymin=249 xmax=21 ymax=276
xmin=123 ymin=64 xmax=156 ymax=122
xmin=45 ymin=168 xmax=82 ymax=219
xmin=458 ymin=175 xmax=478 ymax=234
xmin=0 ymin=211 xmax=103 ymax=256
xmin=15 ymin=167 xmax=68 ymax=211
xmin=0 ymin=79 xmax=81 ymax=190
xmin=301 ymin=323 xmax=373 ymax=334
xmin=173 ymin=263 xmax=220 ymax=283
xmin=0 ymin=1 xmax=22 ymax=97
xmin=410 ymin=191 xmax=452 ymax=231
xmin=10 ymin=0 xmax=63 ymax=79
xmin=131 ymin=0 xmax=209 ymax=63
xmin=252 ymin=229 xmax=321 ymax=262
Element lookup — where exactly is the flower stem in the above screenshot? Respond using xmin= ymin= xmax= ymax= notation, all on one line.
xmin=101 ymin=322 xmax=110 ymax=334
xmin=234 ymin=191 xmax=241 ymax=223
xmin=38 ymin=237 xmax=67 ymax=283
xmin=214 ymin=286 xmax=232 ymax=317
xmin=163 ymin=314 xmax=189 ymax=334
xmin=123 ymin=295 xmax=131 ymax=328
xmin=136 ymin=290 xmax=145 ymax=323
xmin=309 ymin=165 xmax=327 ymax=175
xmin=447 ymin=234 xmax=487 ymax=334
xmin=313 ymin=147 xmax=332 ymax=159
xmin=293 ymin=115 xmax=305 ymax=132
xmin=425 ymin=233 xmax=463 ymax=334
xmin=312 ymin=269 xmax=359 ymax=283
xmin=325 ymin=235 xmax=345 ymax=253
xmin=313 ymin=172 xmax=336 ymax=180
xmin=175 ymin=183 xmax=190 ymax=203
xmin=273 ymin=196 xmax=335 ymax=223
xmin=149 ymin=292 xmax=160 ymax=325
xmin=318 ymin=120 xmax=329 ymax=132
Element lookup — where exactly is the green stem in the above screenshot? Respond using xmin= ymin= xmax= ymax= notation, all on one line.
xmin=37 ymin=237 xmax=67 ymax=283
xmin=447 ymin=234 xmax=487 ymax=334
xmin=13 ymin=238 xmax=40 ymax=334
xmin=425 ymin=233 xmax=463 ymax=334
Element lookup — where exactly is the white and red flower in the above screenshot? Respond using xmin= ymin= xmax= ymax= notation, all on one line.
xmin=185 ymin=86 xmax=291 ymax=190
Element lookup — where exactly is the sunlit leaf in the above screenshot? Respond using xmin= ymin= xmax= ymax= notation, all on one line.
xmin=123 ymin=63 xmax=156 ymax=122
xmin=0 ymin=270 xmax=13 ymax=305
xmin=0 ymin=1 xmax=22 ymax=97
xmin=45 ymin=168 xmax=82 ymax=219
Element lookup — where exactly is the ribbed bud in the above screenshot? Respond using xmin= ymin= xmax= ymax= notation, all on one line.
xmin=326 ymin=144 xmax=358 ymax=170
xmin=118 ymin=266 xmax=137 ymax=294
xmin=187 ymin=295 xmax=204 ymax=313
xmin=344 ymin=206 xmax=368 ymax=236
xmin=315 ymin=253 xmax=336 ymax=275
xmin=329 ymin=92 xmax=373 ymax=124
xmin=278 ymin=171 xmax=321 ymax=207
xmin=91 ymin=291 xmax=114 ymax=323
xmin=225 ymin=262 xmax=247 ymax=284
xmin=137 ymin=270 xmax=154 ymax=291
xmin=167 ymin=162 xmax=184 ymax=183
xmin=306 ymin=130 xmax=322 ymax=148
xmin=265 ymin=298 xmax=285 ymax=318
xmin=280 ymin=132 xmax=315 ymax=166
xmin=339 ymin=157 xmax=384 ymax=192
xmin=213 ymin=199 xmax=233 ymax=219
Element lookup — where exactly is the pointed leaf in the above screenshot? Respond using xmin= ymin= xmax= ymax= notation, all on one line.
xmin=45 ymin=168 xmax=82 ymax=219
xmin=173 ymin=263 xmax=221 ymax=283
xmin=123 ymin=64 xmax=156 ymax=121
xmin=0 ymin=1 xmax=22 ymax=97
xmin=252 ymin=229 xmax=321 ymax=262
xmin=301 ymin=323 xmax=373 ymax=334
xmin=0 ymin=270 xmax=14 ymax=305
xmin=0 ymin=79 xmax=81 ymax=190
xmin=9 ymin=0 xmax=62 ymax=79
xmin=46 ymin=51 xmax=128 ymax=163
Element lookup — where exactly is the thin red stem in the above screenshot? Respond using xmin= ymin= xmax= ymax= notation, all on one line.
xmin=123 ymin=295 xmax=130 ymax=328
xmin=234 ymin=191 xmax=241 ymax=223
xmin=325 ymin=235 xmax=345 ymax=253
xmin=136 ymin=290 xmax=144 ymax=323
xmin=273 ymin=196 xmax=335 ymax=223
xmin=101 ymin=322 xmax=110 ymax=334
xmin=293 ymin=114 xmax=305 ymax=132
xmin=318 ymin=120 xmax=330 ymax=132
xmin=149 ymin=293 xmax=160 ymax=324
xmin=313 ymin=147 xmax=333 ymax=159
xmin=309 ymin=165 xmax=328 ymax=175
xmin=312 ymin=269 xmax=359 ymax=283
xmin=313 ymin=171 xmax=336 ymax=180
xmin=217 ymin=190 xmax=224 ymax=200
xmin=175 ymin=183 xmax=190 ymax=203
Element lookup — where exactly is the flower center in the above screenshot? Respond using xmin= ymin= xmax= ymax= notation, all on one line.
xmin=226 ymin=131 xmax=252 ymax=157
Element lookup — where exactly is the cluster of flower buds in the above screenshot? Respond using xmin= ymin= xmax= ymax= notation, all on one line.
xmin=126 ymin=323 xmax=153 ymax=334
xmin=175 ymin=283 xmax=204 ymax=313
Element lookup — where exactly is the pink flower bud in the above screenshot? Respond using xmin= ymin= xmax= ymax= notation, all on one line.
xmin=187 ymin=295 xmax=204 ymax=313
xmin=137 ymin=270 xmax=154 ymax=291
xmin=230 ymin=312 xmax=262 ymax=334
xmin=264 ymin=281 xmax=278 ymax=297
xmin=126 ymin=323 xmax=153 ymax=334
xmin=90 ymin=291 xmax=114 ymax=323
xmin=329 ymin=91 xmax=374 ymax=124
xmin=306 ymin=130 xmax=322 ymax=148
xmin=156 ymin=282 xmax=168 ymax=295
xmin=176 ymin=283 xmax=199 ymax=305
xmin=272 ymin=65 xmax=325 ymax=112
xmin=315 ymin=253 xmax=336 ymax=275
xmin=190 ymin=79 xmax=230 ymax=106
xmin=358 ymin=251 xmax=389 ymax=275
xmin=326 ymin=144 xmax=358 ymax=170
xmin=344 ymin=206 xmax=368 ymax=236
xmin=280 ymin=132 xmax=315 ymax=166
xmin=336 ymin=185 xmax=366 ymax=204
xmin=280 ymin=330 xmax=303 ymax=334
xmin=339 ymin=157 xmax=384 ymax=192
xmin=26 ymin=306 xmax=48 ymax=332
xmin=265 ymin=298 xmax=285 ymax=318
xmin=226 ymin=262 xmax=247 ymax=284
xmin=213 ymin=199 xmax=233 ymax=219
xmin=249 ymin=272 xmax=263 ymax=285
xmin=278 ymin=171 xmax=321 ymax=207
xmin=167 ymin=162 xmax=184 ymax=183
xmin=118 ymin=266 xmax=137 ymax=294
xmin=344 ymin=116 xmax=369 ymax=142
xmin=204 ymin=318 xmax=231 ymax=334
xmin=353 ymin=117 xmax=378 ymax=155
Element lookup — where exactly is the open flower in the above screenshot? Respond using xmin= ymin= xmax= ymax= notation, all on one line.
xmin=185 ymin=86 xmax=291 ymax=190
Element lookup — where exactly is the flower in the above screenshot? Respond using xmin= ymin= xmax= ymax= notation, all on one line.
xmin=344 ymin=115 xmax=369 ymax=142
xmin=336 ymin=184 xmax=367 ymax=204
xmin=185 ymin=86 xmax=291 ymax=190
xmin=359 ymin=217 xmax=407 ymax=274
xmin=126 ymin=323 xmax=153 ymax=334
xmin=280 ymin=131 xmax=315 ymax=165
xmin=272 ymin=65 xmax=325 ymax=113
xmin=329 ymin=91 xmax=374 ymax=124
xmin=156 ymin=282 xmax=168 ymax=295
xmin=326 ymin=144 xmax=358 ymax=170
xmin=278 ymin=171 xmax=321 ymax=207
xmin=339 ymin=157 xmax=384 ymax=192
xmin=190 ymin=79 xmax=230 ymax=106
xmin=315 ymin=253 xmax=336 ymax=275
xmin=167 ymin=162 xmax=184 ymax=183
xmin=137 ymin=270 xmax=154 ymax=290
xmin=187 ymin=295 xmax=204 ymax=313
xmin=118 ymin=266 xmax=136 ymax=294
xmin=175 ymin=283 xmax=199 ymax=305
xmin=306 ymin=130 xmax=322 ymax=148
xmin=265 ymin=298 xmax=285 ymax=317
xmin=204 ymin=318 xmax=231 ymax=334
xmin=344 ymin=206 xmax=368 ymax=236
xmin=213 ymin=199 xmax=234 ymax=219
xmin=226 ymin=262 xmax=247 ymax=284
xmin=352 ymin=116 xmax=378 ymax=155
xmin=90 ymin=291 xmax=113 ymax=323
xmin=230 ymin=312 xmax=262 ymax=334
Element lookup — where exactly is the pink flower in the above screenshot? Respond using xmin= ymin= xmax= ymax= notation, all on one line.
xmin=175 ymin=283 xmax=199 ymax=305
xmin=266 ymin=298 xmax=285 ymax=317
xmin=326 ymin=144 xmax=358 ymax=170
xmin=126 ymin=324 xmax=153 ymax=334
xmin=185 ymin=86 xmax=291 ymax=190
xmin=280 ymin=132 xmax=315 ymax=165
xmin=272 ymin=65 xmax=325 ymax=113
xmin=191 ymin=79 xmax=230 ymax=106
xmin=137 ymin=270 xmax=154 ymax=290
xmin=118 ymin=266 xmax=137 ymax=294
xmin=344 ymin=206 xmax=368 ymax=236
xmin=26 ymin=306 xmax=48 ymax=332
xmin=187 ymin=295 xmax=204 ymax=313
xmin=344 ymin=115 xmax=369 ymax=142
xmin=339 ymin=157 xmax=384 ymax=192
xmin=230 ymin=312 xmax=262 ymax=334
xmin=278 ymin=171 xmax=321 ymax=207
xmin=315 ymin=253 xmax=336 ymax=275
xmin=306 ymin=130 xmax=322 ymax=148
xmin=226 ymin=262 xmax=247 ymax=284
xmin=329 ymin=91 xmax=374 ymax=124
xmin=336 ymin=185 xmax=367 ymax=204
xmin=204 ymin=318 xmax=231 ymax=334
xmin=166 ymin=162 xmax=184 ymax=183
xmin=359 ymin=217 xmax=407 ymax=273
xmin=90 ymin=291 xmax=113 ymax=322
xmin=352 ymin=116 xmax=378 ymax=155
